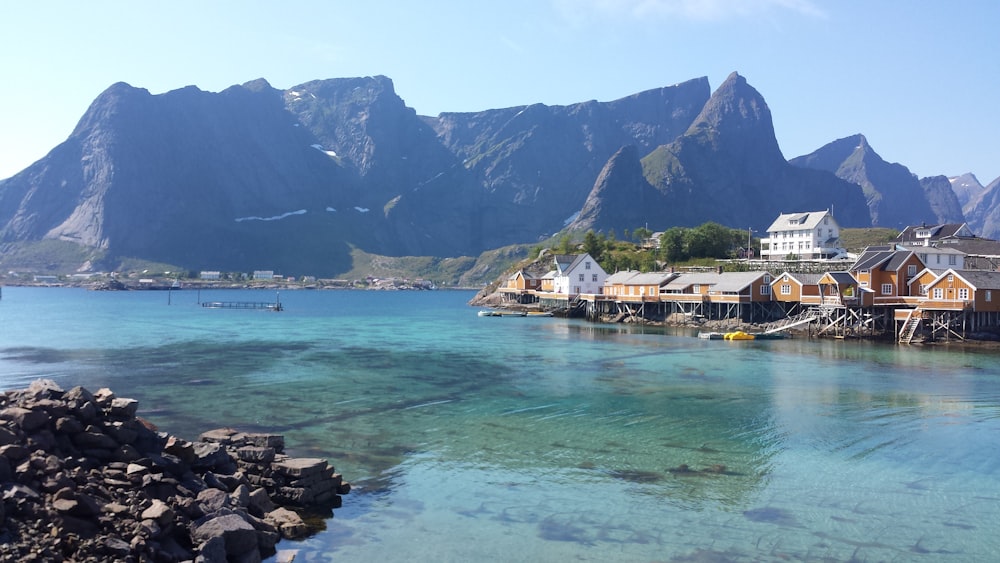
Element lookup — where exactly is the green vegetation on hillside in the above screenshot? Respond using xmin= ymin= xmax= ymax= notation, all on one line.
xmin=839 ymin=228 xmax=898 ymax=252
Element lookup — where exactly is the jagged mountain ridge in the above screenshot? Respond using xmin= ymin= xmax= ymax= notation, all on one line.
xmin=963 ymin=176 xmax=1000 ymax=240
xmin=789 ymin=134 xmax=941 ymax=229
xmin=0 ymin=72 xmax=989 ymax=276
xmin=570 ymin=73 xmax=870 ymax=234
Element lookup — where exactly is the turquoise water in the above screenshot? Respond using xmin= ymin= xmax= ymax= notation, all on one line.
xmin=1 ymin=287 xmax=999 ymax=561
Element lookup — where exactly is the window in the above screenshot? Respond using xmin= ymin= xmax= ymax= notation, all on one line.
xmin=907 ymin=265 xmax=917 ymax=276
xmin=585 ymin=261 xmax=591 ymax=270
xmin=919 ymin=254 xmax=928 ymax=263
xmin=591 ymin=274 xmax=598 ymax=282
xmin=987 ymin=291 xmax=992 ymax=302
xmin=781 ymin=284 xmax=792 ymax=295
xmin=693 ymin=284 xmax=701 ymax=293
xmin=949 ymin=255 xmax=956 ymax=265
xmin=947 ymin=274 xmax=954 ymax=282
xmin=763 ymin=275 xmax=771 ymax=283
xmin=578 ymin=274 xmax=584 ymax=282
xmin=760 ymin=284 xmax=771 ymax=296
xmin=933 ymin=288 xmax=943 ymax=299
xmin=958 ymin=288 xmax=969 ymax=300
xmin=881 ymin=284 xmax=893 ymax=295
xmin=936 ymin=255 xmax=941 ymax=264
xmin=919 ymin=284 xmax=928 ymax=296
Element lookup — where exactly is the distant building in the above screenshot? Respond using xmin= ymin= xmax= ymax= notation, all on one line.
xmin=761 ymin=210 xmax=845 ymax=260
xmin=550 ymin=254 xmax=608 ymax=295
xmin=252 ymin=270 xmax=275 ymax=280
xmin=895 ymin=223 xmax=976 ymax=245
xmin=200 ymin=271 xmax=222 ymax=280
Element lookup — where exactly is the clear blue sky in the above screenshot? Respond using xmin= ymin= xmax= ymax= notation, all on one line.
xmin=1 ymin=1 xmax=997 ymax=184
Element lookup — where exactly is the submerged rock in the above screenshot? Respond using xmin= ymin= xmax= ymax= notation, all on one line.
xmin=0 ymin=378 xmax=349 ymax=561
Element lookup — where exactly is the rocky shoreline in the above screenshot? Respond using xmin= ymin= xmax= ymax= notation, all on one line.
xmin=0 ymin=379 xmax=349 ymax=562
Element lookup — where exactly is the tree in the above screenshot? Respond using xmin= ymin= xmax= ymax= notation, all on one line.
xmin=559 ymin=234 xmax=574 ymax=254
xmin=686 ymin=222 xmax=733 ymax=258
xmin=633 ymin=227 xmax=653 ymax=248
xmin=660 ymin=227 xmax=687 ymax=262
xmin=583 ymin=230 xmax=602 ymax=261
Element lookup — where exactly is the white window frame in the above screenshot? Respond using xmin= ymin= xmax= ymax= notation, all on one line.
xmin=781 ymin=284 xmax=792 ymax=295
xmin=881 ymin=283 xmax=893 ymax=296
xmin=933 ymin=288 xmax=943 ymax=299
xmin=958 ymin=288 xmax=969 ymax=300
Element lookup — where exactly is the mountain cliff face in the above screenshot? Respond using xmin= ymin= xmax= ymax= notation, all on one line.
xmin=918 ymin=175 xmax=966 ymax=225
xmin=950 ymin=173 xmax=986 ymax=209
xmin=789 ymin=134 xmax=938 ymax=229
xmin=570 ymin=73 xmax=870 ymax=233
xmin=0 ymin=72 xmax=985 ymax=276
xmin=963 ymin=176 xmax=1000 ymax=239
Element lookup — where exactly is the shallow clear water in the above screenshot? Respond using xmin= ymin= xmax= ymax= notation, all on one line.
xmin=1 ymin=287 xmax=998 ymax=561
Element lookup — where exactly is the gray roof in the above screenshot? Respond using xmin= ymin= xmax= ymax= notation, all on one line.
xmin=629 ymin=272 xmax=679 ymax=285
xmin=605 ymin=270 xmax=641 ymax=284
xmin=711 ymin=271 xmax=769 ymax=293
xmin=774 ymin=272 xmax=824 ymax=285
xmin=766 ymin=210 xmax=835 ymax=233
xmin=663 ymin=272 xmax=722 ymax=290
xmin=822 ymin=271 xmax=858 ymax=285
xmin=950 ymin=269 xmax=1000 ymax=290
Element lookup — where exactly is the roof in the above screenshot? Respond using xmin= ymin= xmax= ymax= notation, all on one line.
xmin=553 ymin=253 xmax=602 ymax=275
xmin=765 ymin=210 xmax=834 ymax=233
xmin=711 ymin=271 xmax=769 ymax=293
xmin=822 ymin=271 xmax=858 ymax=285
xmin=947 ymin=269 xmax=1000 ymax=290
xmin=774 ymin=272 xmax=824 ymax=285
xmin=663 ymin=272 xmax=722 ymax=290
xmin=851 ymin=248 xmax=917 ymax=272
xmin=898 ymin=244 xmax=966 ymax=255
xmin=507 ymin=269 xmax=537 ymax=280
xmin=934 ymin=238 xmax=1000 ymax=257
xmin=605 ymin=270 xmax=640 ymax=284
xmin=628 ymin=272 xmax=679 ymax=285
xmin=896 ymin=223 xmax=974 ymax=242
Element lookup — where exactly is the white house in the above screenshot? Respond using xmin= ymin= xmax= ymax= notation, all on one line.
xmin=761 ymin=210 xmax=846 ymax=260
xmin=898 ymin=244 xmax=965 ymax=270
xmin=551 ymin=254 xmax=608 ymax=295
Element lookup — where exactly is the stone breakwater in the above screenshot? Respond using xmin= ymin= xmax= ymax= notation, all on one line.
xmin=0 ymin=379 xmax=350 ymax=562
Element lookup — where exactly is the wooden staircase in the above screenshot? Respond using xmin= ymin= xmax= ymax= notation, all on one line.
xmin=898 ymin=309 xmax=922 ymax=344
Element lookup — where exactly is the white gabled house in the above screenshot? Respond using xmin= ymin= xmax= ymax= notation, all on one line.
xmin=551 ymin=254 xmax=608 ymax=296
xmin=761 ymin=210 xmax=846 ymax=260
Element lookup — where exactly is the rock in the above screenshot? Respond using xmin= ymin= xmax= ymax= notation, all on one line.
xmin=0 ymin=380 xmax=349 ymax=562
xmin=192 ymin=513 xmax=259 ymax=556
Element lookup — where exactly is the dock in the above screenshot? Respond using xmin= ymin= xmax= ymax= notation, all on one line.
xmin=201 ymin=300 xmax=283 ymax=311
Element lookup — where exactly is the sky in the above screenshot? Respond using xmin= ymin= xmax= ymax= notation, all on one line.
xmin=1 ymin=0 xmax=998 ymax=184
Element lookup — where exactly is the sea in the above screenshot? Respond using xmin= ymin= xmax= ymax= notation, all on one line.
xmin=1 ymin=286 xmax=998 ymax=562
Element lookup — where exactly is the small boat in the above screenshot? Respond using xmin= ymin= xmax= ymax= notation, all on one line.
xmin=526 ymin=311 xmax=554 ymax=317
xmin=477 ymin=310 xmax=527 ymax=317
xmin=723 ymin=331 xmax=755 ymax=341
xmin=697 ymin=332 xmax=725 ymax=340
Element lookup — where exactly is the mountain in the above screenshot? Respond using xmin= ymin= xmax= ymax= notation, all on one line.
xmin=963 ymin=175 xmax=1000 ymax=239
xmin=427 ymin=78 xmax=710 ymax=246
xmin=789 ymin=134 xmax=939 ymax=229
xmin=950 ymin=173 xmax=986 ymax=209
xmin=0 ymin=71 xmax=983 ymax=278
xmin=917 ymin=176 xmax=966 ymax=225
xmin=0 ymin=76 xmax=711 ymax=275
xmin=570 ymin=72 xmax=870 ymax=233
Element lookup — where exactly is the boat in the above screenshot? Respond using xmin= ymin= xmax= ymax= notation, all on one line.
xmin=723 ymin=331 xmax=755 ymax=341
xmin=477 ymin=310 xmax=527 ymax=317
xmin=526 ymin=311 xmax=554 ymax=317
xmin=697 ymin=332 xmax=725 ymax=340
